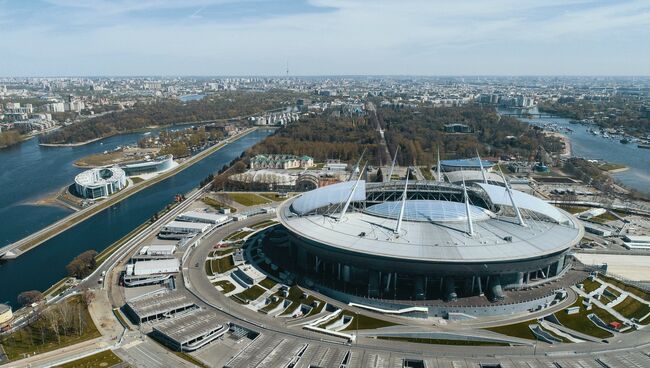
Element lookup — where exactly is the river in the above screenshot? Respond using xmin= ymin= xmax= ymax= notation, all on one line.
xmin=0 ymin=129 xmax=272 ymax=306
xmin=500 ymin=108 xmax=650 ymax=194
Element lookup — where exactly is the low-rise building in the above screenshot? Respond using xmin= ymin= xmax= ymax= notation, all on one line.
xmin=250 ymin=154 xmax=313 ymax=170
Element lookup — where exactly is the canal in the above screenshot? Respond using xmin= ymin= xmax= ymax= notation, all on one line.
xmin=0 ymin=129 xmax=272 ymax=306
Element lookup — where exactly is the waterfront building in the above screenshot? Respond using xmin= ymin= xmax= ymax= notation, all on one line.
xmin=120 ymin=154 xmax=174 ymax=176
xmin=74 ymin=166 xmax=127 ymax=199
xmin=0 ymin=304 xmax=12 ymax=328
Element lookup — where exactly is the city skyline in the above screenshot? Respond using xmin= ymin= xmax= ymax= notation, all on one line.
xmin=1 ymin=0 xmax=649 ymax=76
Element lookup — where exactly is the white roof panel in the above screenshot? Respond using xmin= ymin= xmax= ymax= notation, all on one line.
xmin=477 ymin=183 xmax=569 ymax=224
xmin=291 ymin=180 xmax=366 ymax=215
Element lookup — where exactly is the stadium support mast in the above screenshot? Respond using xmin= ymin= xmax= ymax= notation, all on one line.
xmin=348 ymin=148 xmax=366 ymax=181
xmin=395 ymin=171 xmax=409 ymax=234
xmin=339 ymin=163 xmax=366 ymax=221
xmin=476 ymin=150 xmax=488 ymax=184
xmin=498 ymin=166 xmax=526 ymax=227
xmin=388 ymin=146 xmax=400 ymax=182
xmin=436 ymin=146 xmax=443 ymax=182
xmin=462 ymin=176 xmax=474 ymax=236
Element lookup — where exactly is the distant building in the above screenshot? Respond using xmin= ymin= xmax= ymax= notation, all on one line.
xmin=443 ymin=123 xmax=472 ymax=133
xmin=250 ymin=154 xmax=313 ymax=170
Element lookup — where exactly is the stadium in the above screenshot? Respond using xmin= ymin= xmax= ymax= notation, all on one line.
xmin=263 ymin=176 xmax=583 ymax=310
xmin=74 ymin=166 xmax=127 ymax=199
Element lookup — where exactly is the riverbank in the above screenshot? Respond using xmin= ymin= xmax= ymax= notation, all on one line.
xmin=0 ymin=127 xmax=257 ymax=259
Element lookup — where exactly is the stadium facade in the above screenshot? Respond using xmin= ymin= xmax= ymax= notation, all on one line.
xmin=269 ymin=179 xmax=583 ymax=305
xmin=74 ymin=166 xmax=127 ymax=199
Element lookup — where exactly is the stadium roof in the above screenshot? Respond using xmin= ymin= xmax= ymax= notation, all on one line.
xmin=279 ymin=181 xmax=582 ymax=263
xmin=441 ymin=158 xmax=494 ymax=169
xmin=477 ymin=183 xmax=568 ymax=224
xmin=291 ymin=180 xmax=366 ymax=215
xmin=365 ymin=200 xmax=492 ymax=223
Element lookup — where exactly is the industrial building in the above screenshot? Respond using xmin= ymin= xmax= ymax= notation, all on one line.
xmin=150 ymin=309 xmax=227 ymax=351
xmin=74 ymin=166 xmax=127 ymax=199
xmin=177 ymin=211 xmax=229 ymax=225
xmin=124 ymin=291 xmax=196 ymax=323
xmin=267 ymin=178 xmax=582 ymax=310
xmin=159 ymin=221 xmax=210 ymax=239
xmin=123 ymin=258 xmax=179 ymax=287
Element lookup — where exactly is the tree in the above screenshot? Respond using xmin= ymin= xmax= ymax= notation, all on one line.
xmin=66 ymin=250 xmax=98 ymax=278
xmin=17 ymin=290 xmax=43 ymax=306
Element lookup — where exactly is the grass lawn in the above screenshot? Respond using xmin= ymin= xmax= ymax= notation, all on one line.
xmin=225 ymin=192 xmax=269 ymax=206
xmin=202 ymin=196 xmax=236 ymax=213
xmin=0 ymin=296 xmax=101 ymax=361
xmin=213 ymin=280 xmax=236 ymax=294
xmin=224 ymin=230 xmax=252 ymax=241
xmin=485 ymin=320 xmax=537 ymax=340
xmin=340 ymin=311 xmax=398 ymax=331
xmin=210 ymin=256 xmax=235 ymax=274
xmin=600 ymin=275 xmax=650 ymax=301
xmin=131 ymin=177 xmax=145 ymax=184
xmin=210 ymin=248 xmax=235 ymax=257
xmin=58 ymin=349 xmax=122 ymax=368
xmin=581 ymin=278 xmax=602 ymax=294
xmin=553 ymin=299 xmax=613 ymax=339
xmin=259 ymin=277 xmax=277 ymax=290
xmin=234 ymin=285 xmax=266 ymax=303
xmin=613 ymin=297 xmax=650 ymax=322
xmin=590 ymin=212 xmax=619 ymax=223
xmin=260 ymin=295 xmax=285 ymax=314
xmin=259 ymin=193 xmax=286 ymax=202
xmin=376 ymin=336 xmax=510 ymax=346
xmin=251 ymin=220 xmax=277 ymax=230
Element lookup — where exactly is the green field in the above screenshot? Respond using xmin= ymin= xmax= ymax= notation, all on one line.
xmin=485 ymin=320 xmax=538 ymax=340
xmin=259 ymin=193 xmax=286 ymax=202
xmin=259 ymin=277 xmax=277 ymax=289
xmin=58 ymin=349 xmax=122 ymax=368
xmin=613 ymin=297 xmax=650 ymax=322
xmin=581 ymin=278 xmax=602 ymax=294
xmin=225 ymin=192 xmax=270 ymax=206
xmin=213 ymin=280 xmax=236 ymax=294
xmin=202 ymin=196 xmax=237 ymax=213
xmin=234 ymin=285 xmax=266 ymax=302
xmin=340 ymin=311 xmax=398 ymax=331
xmin=251 ymin=220 xmax=277 ymax=229
xmin=600 ymin=275 xmax=650 ymax=301
xmin=0 ymin=296 xmax=101 ymax=361
xmin=553 ymin=299 xmax=614 ymax=339
xmin=209 ymin=256 xmax=235 ymax=274
xmin=224 ymin=230 xmax=252 ymax=241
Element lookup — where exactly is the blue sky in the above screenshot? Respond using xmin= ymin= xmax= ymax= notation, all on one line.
xmin=0 ymin=0 xmax=649 ymax=76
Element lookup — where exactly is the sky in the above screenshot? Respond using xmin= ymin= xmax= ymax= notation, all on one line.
xmin=0 ymin=0 xmax=649 ymax=76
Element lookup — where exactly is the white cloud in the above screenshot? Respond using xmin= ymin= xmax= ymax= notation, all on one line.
xmin=0 ymin=0 xmax=648 ymax=75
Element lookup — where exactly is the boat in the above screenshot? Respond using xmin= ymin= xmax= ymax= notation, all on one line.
xmin=638 ymin=144 xmax=650 ymax=149
xmin=620 ymin=138 xmax=631 ymax=144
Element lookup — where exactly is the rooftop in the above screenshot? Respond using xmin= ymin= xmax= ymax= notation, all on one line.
xmin=126 ymin=291 xmax=195 ymax=320
xmin=152 ymin=309 xmax=225 ymax=344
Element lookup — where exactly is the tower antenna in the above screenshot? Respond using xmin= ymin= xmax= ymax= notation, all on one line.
xmin=476 ymin=149 xmax=488 ymax=184
xmin=339 ymin=163 xmax=366 ymax=221
xmin=388 ymin=146 xmax=400 ymax=182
